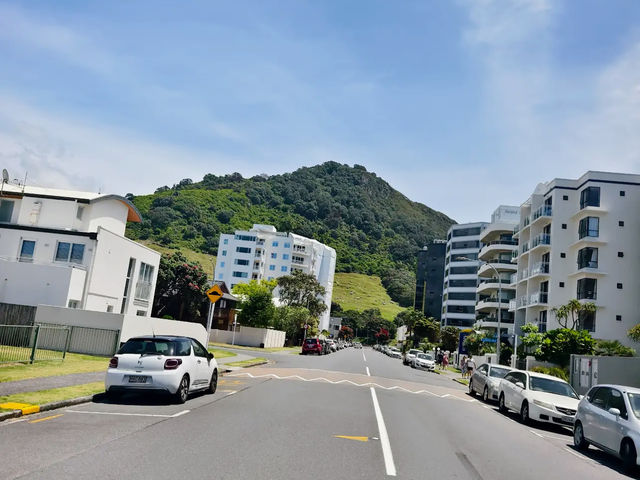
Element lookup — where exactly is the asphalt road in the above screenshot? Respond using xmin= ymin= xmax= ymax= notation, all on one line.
xmin=0 ymin=347 xmax=635 ymax=479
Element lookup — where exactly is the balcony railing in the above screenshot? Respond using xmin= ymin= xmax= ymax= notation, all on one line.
xmin=517 ymin=296 xmax=529 ymax=308
xmin=529 ymin=292 xmax=548 ymax=305
xmin=134 ymin=281 xmax=153 ymax=301
xmin=510 ymin=273 xmax=517 ymax=284
xmin=477 ymin=314 xmax=515 ymax=324
xmin=478 ymin=277 xmax=512 ymax=285
xmin=482 ymin=239 xmax=518 ymax=247
xmin=530 ymin=262 xmax=550 ymax=276
xmin=509 ymin=299 xmax=517 ymax=311
xmin=519 ymin=242 xmax=530 ymax=255
xmin=531 ymin=234 xmax=551 ymax=249
xmin=532 ymin=205 xmax=552 ymax=221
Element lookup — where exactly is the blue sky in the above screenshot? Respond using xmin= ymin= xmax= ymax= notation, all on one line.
xmin=0 ymin=0 xmax=639 ymax=222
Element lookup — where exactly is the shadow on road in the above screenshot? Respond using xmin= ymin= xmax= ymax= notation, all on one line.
xmin=92 ymin=390 xmax=210 ymax=406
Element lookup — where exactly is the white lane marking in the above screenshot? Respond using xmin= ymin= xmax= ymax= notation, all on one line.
xmin=228 ymin=372 xmax=476 ymax=402
xmin=66 ymin=409 xmax=190 ymax=418
xmin=366 ymin=367 xmax=371 ymax=376
xmin=370 ymin=387 xmax=396 ymax=476
xmin=362 ymin=351 xmax=367 ymax=362
xmin=529 ymin=429 xmax=568 ymax=441
xmin=529 ymin=430 xmax=544 ymax=438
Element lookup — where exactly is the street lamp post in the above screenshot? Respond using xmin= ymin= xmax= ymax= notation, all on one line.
xmin=459 ymin=257 xmax=502 ymax=364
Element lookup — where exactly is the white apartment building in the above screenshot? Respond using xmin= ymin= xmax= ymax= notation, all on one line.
xmin=511 ymin=171 xmax=640 ymax=346
xmin=214 ymin=224 xmax=336 ymax=331
xmin=475 ymin=206 xmax=519 ymax=336
xmin=441 ymin=222 xmax=487 ymax=329
xmin=0 ymin=181 xmax=160 ymax=316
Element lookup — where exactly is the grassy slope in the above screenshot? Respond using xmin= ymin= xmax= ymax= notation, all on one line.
xmin=140 ymin=241 xmax=217 ymax=277
xmin=332 ymin=273 xmax=404 ymax=321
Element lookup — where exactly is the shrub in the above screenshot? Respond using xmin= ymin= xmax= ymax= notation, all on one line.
xmin=530 ymin=366 xmax=569 ymax=382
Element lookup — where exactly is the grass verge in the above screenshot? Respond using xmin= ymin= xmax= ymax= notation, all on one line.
xmin=453 ymin=378 xmax=469 ymax=386
xmin=208 ymin=348 xmax=237 ymax=359
xmin=225 ymin=358 xmax=267 ymax=368
xmin=0 ymin=382 xmax=104 ymax=411
xmin=0 ymin=353 xmax=109 ymax=383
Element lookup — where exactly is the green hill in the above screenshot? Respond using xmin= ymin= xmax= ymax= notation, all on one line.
xmin=126 ymin=162 xmax=455 ymax=307
xmin=332 ymin=273 xmax=405 ymax=321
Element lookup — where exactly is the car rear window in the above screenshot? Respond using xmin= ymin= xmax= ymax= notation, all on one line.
xmin=118 ymin=339 xmax=190 ymax=356
xmin=489 ymin=367 xmax=511 ymax=379
xmin=305 ymin=339 xmax=318 ymax=345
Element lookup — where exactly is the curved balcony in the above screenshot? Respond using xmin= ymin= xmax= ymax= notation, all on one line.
xmin=476 ymin=296 xmax=513 ymax=313
xmin=478 ymin=261 xmax=516 ymax=278
xmin=529 ymin=262 xmax=550 ymax=279
xmin=530 ymin=205 xmax=552 ymax=227
xmin=530 ymin=233 xmax=551 ymax=253
xmin=478 ymin=240 xmax=518 ymax=261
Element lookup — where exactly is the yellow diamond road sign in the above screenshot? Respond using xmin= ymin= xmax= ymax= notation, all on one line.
xmin=206 ymin=284 xmax=223 ymax=304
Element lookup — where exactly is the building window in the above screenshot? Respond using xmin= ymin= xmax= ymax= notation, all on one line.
xmin=619 ymin=221 xmax=624 ymax=227
xmin=284 ymin=242 xmax=291 ymax=248
xmin=121 ymin=258 xmax=136 ymax=313
xmin=578 ymin=311 xmax=596 ymax=332
xmin=68 ymin=300 xmax=79 ymax=308
xmin=577 ymin=247 xmax=598 ymax=269
xmin=272 ymin=241 xmax=279 ymax=247
xmin=236 ymin=247 xmax=251 ymax=253
xmin=281 ymin=266 xmax=288 ymax=272
xmin=578 ymin=217 xmax=599 ymax=239
xmin=232 ymin=271 xmax=248 ymax=278
xmin=580 ymin=186 xmax=600 ymax=209
xmin=19 ymin=239 xmax=36 ymax=262
xmin=271 ymin=253 xmax=277 ymax=259
xmin=218 ymin=274 xmax=223 ymax=279
xmin=0 ymin=200 xmax=15 ymax=222
xmin=561 ymin=224 xmax=567 ymax=229
xmin=620 ymin=190 xmax=625 ymax=197
xmin=222 ymin=250 xmax=227 ymax=256
xmin=560 ymin=252 xmax=566 ymax=258
xmin=75 ymin=205 xmax=85 ymax=221
xmin=446 ymin=305 xmax=475 ymax=314
xmin=136 ymin=310 xmax=147 ymax=316
xmin=55 ymin=242 xmax=85 ymax=264
xmin=617 ymin=283 xmax=623 ymax=289
xmin=577 ymin=278 xmax=597 ymax=300
xmin=269 ymin=265 xmax=276 ymax=271
xmin=450 ymin=266 xmax=477 ymax=275
xmin=234 ymin=235 xmax=257 ymax=242
xmin=220 ymin=261 xmax=225 ymax=267
xmin=107 ymin=305 xmax=114 ymax=313
xmin=223 ymin=239 xmax=228 ymax=244
xmin=562 ymin=195 xmax=569 ymax=201
xmin=538 ymin=311 xmax=547 ymax=333
xmin=559 ymin=282 xmax=565 ymax=288
xmin=234 ymin=259 xmax=249 ymax=266
xmin=282 ymin=253 xmax=289 ymax=260
xmin=134 ymin=262 xmax=155 ymax=300
xmin=618 ymin=252 xmax=624 ymax=258
xmin=616 ymin=315 xmax=622 ymax=321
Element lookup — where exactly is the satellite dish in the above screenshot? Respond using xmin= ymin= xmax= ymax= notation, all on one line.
xmin=1 ymin=169 xmax=8 ymax=183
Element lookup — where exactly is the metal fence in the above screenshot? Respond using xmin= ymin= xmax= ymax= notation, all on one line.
xmin=0 ymin=324 xmax=120 ymax=363
xmin=0 ymin=325 xmax=70 ymax=364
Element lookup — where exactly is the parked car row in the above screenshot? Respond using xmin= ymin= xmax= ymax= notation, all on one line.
xmin=469 ymin=363 xmax=640 ymax=472
xmin=301 ymin=338 xmax=354 ymax=355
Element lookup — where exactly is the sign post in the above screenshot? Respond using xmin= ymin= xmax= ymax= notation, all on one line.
xmin=205 ymin=285 xmax=224 ymax=341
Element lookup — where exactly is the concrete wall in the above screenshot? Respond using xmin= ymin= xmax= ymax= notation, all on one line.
xmin=570 ymin=355 xmax=640 ymax=395
xmin=209 ymin=326 xmax=285 ymax=348
xmin=0 ymin=260 xmax=79 ymax=307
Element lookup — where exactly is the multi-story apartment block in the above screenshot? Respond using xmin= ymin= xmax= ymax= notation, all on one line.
xmin=511 ymin=171 xmax=640 ymax=346
xmin=214 ymin=224 xmax=336 ymax=331
xmin=414 ymin=240 xmax=446 ymax=321
xmin=475 ymin=206 xmax=519 ymax=337
xmin=0 ymin=181 xmax=160 ymax=316
xmin=441 ymin=222 xmax=487 ymax=328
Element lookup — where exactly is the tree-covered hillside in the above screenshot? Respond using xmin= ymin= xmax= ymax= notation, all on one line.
xmin=126 ymin=162 xmax=455 ymax=305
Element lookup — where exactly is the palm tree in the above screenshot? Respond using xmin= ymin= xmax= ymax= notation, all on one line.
xmin=550 ymin=299 xmax=596 ymax=330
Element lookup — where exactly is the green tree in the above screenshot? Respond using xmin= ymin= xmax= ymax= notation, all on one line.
xmin=551 ymin=299 xmax=597 ymax=330
xmin=381 ymin=267 xmax=416 ymax=306
xmin=277 ymin=271 xmax=327 ymax=319
xmin=153 ymin=252 xmax=208 ymax=320
xmin=628 ymin=324 xmax=640 ymax=343
xmin=536 ymin=328 xmax=596 ymax=367
xmin=338 ymin=325 xmax=354 ymax=340
xmin=440 ymin=326 xmax=459 ymax=352
xmin=413 ymin=317 xmax=440 ymax=344
xmin=520 ymin=323 xmax=544 ymax=357
xmin=233 ymin=280 xmax=277 ymax=328
xmin=464 ymin=331 xmax=489 ymax=356
xmin=394 ymin=308 xmax=425 ymax=343
xmin=594 ymin=340 xmax=635 ymax=357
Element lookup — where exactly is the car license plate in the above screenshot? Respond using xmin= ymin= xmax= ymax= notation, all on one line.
xmin=128 ymin=375 xmax=147 ymax=383
xmin=562 ymin=415 xmax=573 ymax=423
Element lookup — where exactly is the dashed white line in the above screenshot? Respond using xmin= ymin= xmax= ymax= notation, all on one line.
xmin=66 ymin=409 xmax=190 ymax=418
xmin=366 ymin=367 xmax=371 ymax=376
xmin=370 ymin=387 xmax=396 ymax=476
xmin=362 ymin=351 xmax=367 ymax=362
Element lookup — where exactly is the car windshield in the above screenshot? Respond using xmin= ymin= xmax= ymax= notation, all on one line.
xmin=627 ymin=393 xmax=640 ymax=420
xmin=417 ymin=354 xmax=433 ymax=360
xmin=529 ymin=377 xmax=578 ymax=399
xmin=408 ymin=350 xmax=420 ymax=355
xmin=118 ymin=339 xmax=182 ymax=356
xmin=489 ymin=367 xmax=511 ymax=379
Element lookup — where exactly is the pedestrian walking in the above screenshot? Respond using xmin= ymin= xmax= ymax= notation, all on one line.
xmin=466 ymin=355 xmax=476 ymax=377
xmin=442 ymin=352 xmax=449 ymax=370
xmin=461 ymin=355 xmax=468 ymax=377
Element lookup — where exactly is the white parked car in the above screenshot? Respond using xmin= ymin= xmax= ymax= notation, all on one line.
xmin=326 ymin=339 xmax=338 ymax=352
xmin=498 ymin=370 xmax=579 ymax=426
xmin=412 ymin=353 xmax=435 ymax=371
xmin=469 ymin=363 xmax=515 ymax=402
xmin=574 ymin=384 xmax=640 ymax=471
xmin=387 ymin=347 xmax=402 ymax=359
xmin=403 ymin=349 xmax=421 ymax=365
xmin=105 ymin=336 xmax=219 ymax=404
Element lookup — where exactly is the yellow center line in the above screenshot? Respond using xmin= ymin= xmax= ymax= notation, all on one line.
xmin=29 ymin=414 xmax=63 ymax=424
xmin=334 ymin=435 xmax=369 ymax=442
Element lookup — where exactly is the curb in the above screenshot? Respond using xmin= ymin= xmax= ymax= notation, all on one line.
xmin=0 ymin=394 xmax=96 ymax=423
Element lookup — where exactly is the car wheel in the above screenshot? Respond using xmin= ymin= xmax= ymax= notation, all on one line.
xmin=207 ymin=369 xmax=218 ymax=395
xmin=483 ymin=386 xmax=489 ymax=402
xmin=498 ymin=394 xmax=507 ymax=413
xmin=573 ymin=422 xmax=589 ymax=450
xmin=621 ymin=439 xmax=637 ymax=473
xmin=175 ymin=375 xmax=189 ymax=404
xmin=468 ymin=380 xmax=474 ymax=395
xmin=520 ymin=401 xmax=530 ymax=425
